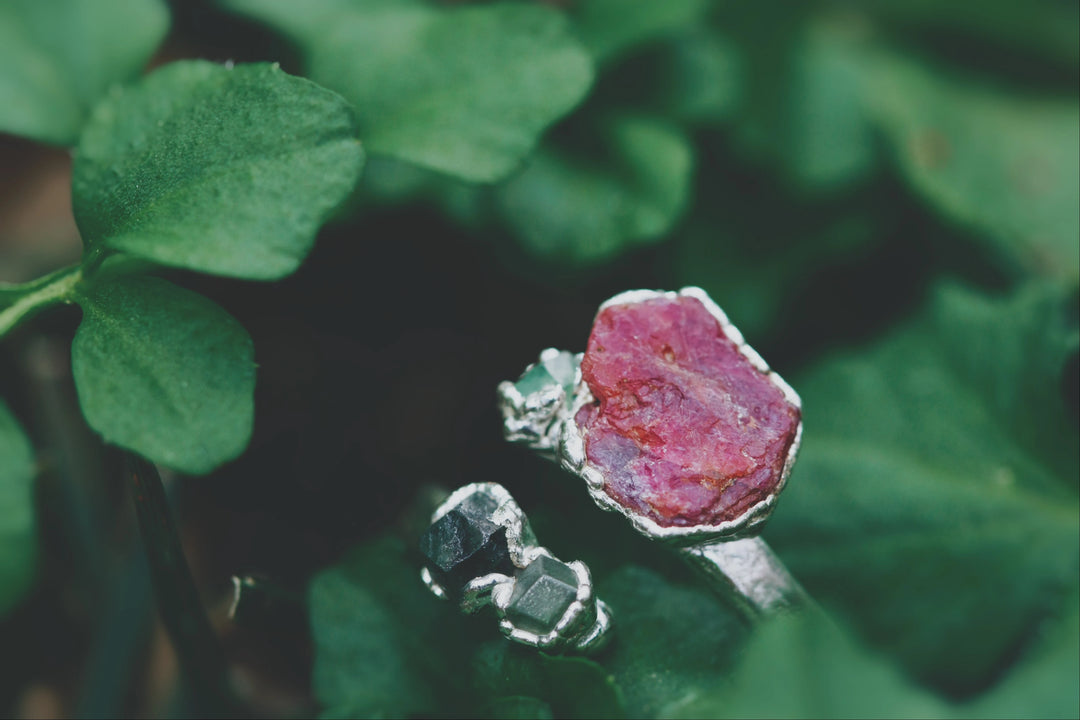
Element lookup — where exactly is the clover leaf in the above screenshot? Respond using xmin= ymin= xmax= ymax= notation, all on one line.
xmin=73 ymin=60 xmax=363 ymax=280
xmin=71 ymin=276 xmax=255 ymax=475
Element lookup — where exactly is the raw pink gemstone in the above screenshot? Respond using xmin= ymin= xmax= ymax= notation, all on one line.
xmin=575 ymin=295 xmax=800 ymax=528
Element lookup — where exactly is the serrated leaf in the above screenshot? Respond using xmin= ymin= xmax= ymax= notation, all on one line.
xmin=496 ymin=115 xmax=692 ymax=265
xmin=0 ymin=0 xmax=168 ymax=145
xmin=0 ymin=400 xmax=36 ymax=615
xmin=769 ymin=284 xmax=1080 ymax=693
xmin=73 ymin=60 xmax=363 ymax=280
xmin=224 ymin=0 xmax=593 ymax=182
xmin=570 ymin=0 xmax=709 ymax=64
xmin=71 ymin=276 xmax=255 ymax=475
xmin=864 ymin=53 xmax=1080 ymax=280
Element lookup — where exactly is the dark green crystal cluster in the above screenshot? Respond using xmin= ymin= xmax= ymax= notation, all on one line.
xmin=505 ymin=555 xmax=580 ymax=634
xmin=419 ymin=494 xmax=514 ymax=598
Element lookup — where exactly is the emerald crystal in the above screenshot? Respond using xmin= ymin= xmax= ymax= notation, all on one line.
xmin=514 ymin=350 xmax=578 ymax=398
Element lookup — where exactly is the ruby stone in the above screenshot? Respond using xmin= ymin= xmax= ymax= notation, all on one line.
xmin=575 ymin=295 xmax=800 ymax=528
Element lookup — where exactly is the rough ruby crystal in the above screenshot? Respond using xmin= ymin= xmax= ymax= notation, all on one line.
xmin=575 ymin=294 xmax=800 ymax=528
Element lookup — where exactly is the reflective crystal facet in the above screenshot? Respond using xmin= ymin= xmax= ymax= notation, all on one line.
xmin=505 ymin=555 xmax=579 ymax=634
xmin=514 ymin=350 xmax=579 ymax=398
xmin=420 ymin=495 xmax=514 ymax=597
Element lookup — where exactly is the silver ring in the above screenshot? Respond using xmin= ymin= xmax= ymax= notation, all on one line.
xmin=419 ymin=482 xmax=613 ymax=653
xmin=498 ymin=287 xmax=810 ymax=618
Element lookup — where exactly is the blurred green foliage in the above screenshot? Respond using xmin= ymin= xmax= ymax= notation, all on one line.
xmin=0 ymin=0 xmax=1076 ymax=717
xmin=0 ymin=0 xmax=168 ymax=144
xmin=0 ymin=401 xmax=35 ymax=617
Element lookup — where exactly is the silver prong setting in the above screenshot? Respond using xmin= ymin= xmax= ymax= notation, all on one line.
xmin=420 ymin=483 xmax=613 ymax=654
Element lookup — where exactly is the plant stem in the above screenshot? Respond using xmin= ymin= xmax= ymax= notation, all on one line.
xmin=0 ymin=264 xmax=82 ymax=338
xmin=126 ymin=453 xmax=240 ymax=715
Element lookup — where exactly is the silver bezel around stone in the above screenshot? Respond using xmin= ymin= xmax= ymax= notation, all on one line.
xmin=558 ymin=287 xmax=803 ymax=547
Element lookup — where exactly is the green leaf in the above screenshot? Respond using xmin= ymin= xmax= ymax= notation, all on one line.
xmin=864 ymin=53 xmax=1080 ymax=280
xmin=966 ymin=597 xmax=1080 ymax=719
xmin=670 ymin=602 xmax=1080 ymax=719
xmin=72 ymin=60 xmax=363 ymax=280
xmin=669 ymin=612 xmax=950 ymax=719
xmin=71 ymin=276 xmax=255 ymax=475
xmin=471 ymin=644 xmax=624 ymax=719
xmin=599 ymin=565 xmax=747 ymax=718
xmin=496 ymin=115 xmax=693 ymax=264
xmin=782 ymin=17 xmax=877 ymax=189
xmin=309 ymin=534 xmax=625 ymax=718
xmin=638 ymin=29 xmax=741 ymax=125
xmin=723 ymin=9 xmax=877 ymax=191
xmin=480 ymin=696 xmax=553 ymax=720
xmin=0 ymin=0 xmax=168 ymax=145
xmin=869 ymin=0 xmax=1080 ymax=68
xmin=770 ymin=283 xmax=1080 ymax=692
xmin=225 ymin=0 xmax=593 ymax=182
xmin=354 ymin=155 xmax=488 ymax=229
xmin=0 ymin=400 xmax=36 ymax=615
xmin=670 ymin=204 xmax=882 ymax=340
xmin=570 ymin=0 xmax=708 ymax=64
xmin=310 ymin=536 xmax=471 ymax=718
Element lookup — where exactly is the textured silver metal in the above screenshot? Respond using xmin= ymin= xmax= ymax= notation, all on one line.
xmin=680 ymin=538 xmax=810 ymax=617
xmin=498 ymin=287 xmax=810 ymax=618
xmin=497 ymin=348 xmax=585 ymax=458
xmin=420 ymin=482 xmax=613 ymax=653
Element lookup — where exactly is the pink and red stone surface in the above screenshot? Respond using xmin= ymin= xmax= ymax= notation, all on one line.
xmin=574 ymin=294 xmax=801 ymax=528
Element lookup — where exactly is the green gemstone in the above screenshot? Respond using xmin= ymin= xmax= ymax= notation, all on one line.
xmin=514 ymin=351 xmax=578 ymax=397
xmin=515 ymin=363 xmax=556 ymax=396
xmin=542 ymin=351 xmax=578 ymax=396
xmin=505 ymin=555 xmax=579 ymax=634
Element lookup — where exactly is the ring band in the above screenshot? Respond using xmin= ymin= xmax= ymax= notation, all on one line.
xmin=499 ymin=287 xmax=810 ymax=619
xmin=419 ymin=482 xmax=613 ymax=653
